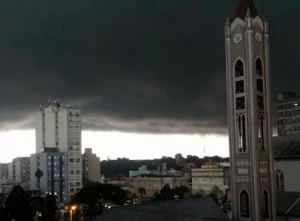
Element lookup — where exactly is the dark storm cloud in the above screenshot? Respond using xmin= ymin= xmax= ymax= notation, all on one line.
xmin=0 ymin=0 xmax=298 ymax=133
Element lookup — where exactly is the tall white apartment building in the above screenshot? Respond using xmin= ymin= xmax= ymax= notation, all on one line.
xmin=35 ymin=99 xmax=82 ymax=200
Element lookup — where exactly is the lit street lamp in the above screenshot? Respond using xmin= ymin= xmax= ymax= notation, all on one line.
xmin=70 ymin=205 xmax=77 ymax=221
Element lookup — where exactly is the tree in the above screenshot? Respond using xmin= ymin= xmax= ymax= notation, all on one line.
xmin=152 ymin=184 xmax=188 ymax=201
xmin=137 ymin=187 xmax=146 ymax=202
xmin=35 ymin=169 xmax=43 ymax=189
xmin=0 ymin=193 xmax=7 ymax=220
xmin=6 ymin=185 xmax=33 ymax=221
xmin=72 ymin=182 xmax=128 ymax=206
xmin=31 ymin=196 xmax=45 ymax=218
xmin=209 ymin=185 xmax=223 ymax=203
xmin=45 ymin=193 xmax=57 ymax=219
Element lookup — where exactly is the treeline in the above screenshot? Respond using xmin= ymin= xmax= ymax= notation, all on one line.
xmin=101 ymin=155 xmax=229 ymax=177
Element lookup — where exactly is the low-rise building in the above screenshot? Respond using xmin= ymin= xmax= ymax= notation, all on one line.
xmin=6 ymin=157 xmax=31 ymax=188
xmin=124 ymin=176 xmax=189 ymax=198
xmin=0 ymin=163 xmax=8 ymax=180
xmin=191 ymin=161 xmax=229 ymax=194
xmin=129 ymin=165 xmax=158 ymax=177
xmin=82 ymin=148 xmax=100 ymax=183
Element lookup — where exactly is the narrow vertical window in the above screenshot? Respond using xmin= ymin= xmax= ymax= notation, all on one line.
xmin=275 ymin=170 xmax=284 ymax=190
xmin=237 ymin=115 xmax=247 ymax=152
xmin=236 ymin=80 xmax=245 ymax=94
xmin=235 ymin=60 xmax=244 ymax=77
xmin=242 ymin=115 xmax=246 ymax=152
xmin=258 ymin=114 xmax=265 ymax=151
xmin=237 ymin=115 xmax=242 ymax=152
xmin=256 ymin=79 xmax=263 ymax=93
xmin=257 ymin=96 xmax=264 ymax=109
xmin=261 ymin=190 xmax=269 ymax=218
xmin=256 ymin=58 xmax=263 ymax=76
xmin=236 ymin=97 xmax=245 ymax=110
xmin=240 ymin=190 xmax=250 ymax=217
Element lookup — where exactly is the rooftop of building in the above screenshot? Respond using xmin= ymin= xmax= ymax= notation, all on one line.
xmin=40 ymin=98 xmax=79 ymax=110
xmin=272 ymin=135 xmax=300 ymax=160
xmin=277 ymin=191 xmax=300 ymax=217
xmin=93 ymin=196 xmax=230 ymax=221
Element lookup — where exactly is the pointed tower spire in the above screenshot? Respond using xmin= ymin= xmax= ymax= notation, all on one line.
xmin=245 ymin=7 xmax=252 ymax=18
xmin=235 ymin=0 xmax=258 ymax=19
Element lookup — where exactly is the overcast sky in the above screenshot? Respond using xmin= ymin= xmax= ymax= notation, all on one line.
xmin=0 ymin=0 xmax=299 ymax=162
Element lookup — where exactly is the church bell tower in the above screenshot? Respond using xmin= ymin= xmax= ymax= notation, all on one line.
xmin=225 ymin=0 xmax=276 ymax=220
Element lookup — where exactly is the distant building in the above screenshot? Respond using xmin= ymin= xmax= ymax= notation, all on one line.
xmin=0 ymin=182 xmax=14 ymax=195
xmin=191 ymin=161 xmax=228 ymax=194
xmin=0 ymin=163 xmax=8 ymax=179
xmin=82 ymin=148 xmax=100 ymax=183
xmin=276 ymin=91 xmax=300 ymax=136
xmin=36 ymin=99 xmax=82 ymax=200
xmin=30 ymin=149 xmax=69 ymax=203
xmin=175 ymin=153 xmax=185 ymax=166
xmin=129 ymin=165 xmax=158 ymax=177
xmin=277 ymin=91 xmax=297 ymax=102
xmin=5 ymin=157 xmax=31 ymax=189
xmin=124 ymin=177 xmax=189 ymax=198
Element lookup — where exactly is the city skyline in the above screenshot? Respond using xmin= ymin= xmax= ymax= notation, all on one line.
xmin=0 ymin=0 xmax=298 ymax=162
xmin=0 ymin=129 xmax=228 ymax=163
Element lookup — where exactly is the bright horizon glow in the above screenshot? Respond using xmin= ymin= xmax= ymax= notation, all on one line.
xmin=0 ymin=130 xmax=229 ymax=163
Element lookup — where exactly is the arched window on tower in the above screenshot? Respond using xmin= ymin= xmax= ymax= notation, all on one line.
xmin=240 ymin=190 xmax=250 ymax=217
xmin=275 ymin=170 xmax=284 ymax=190
xmin=235 ymin=59 xmax=244 ymax=77
xmin=261 ymin=189 xmax=270 ymax=218
xmin=256 ymin=58 xmax=263 ymax=76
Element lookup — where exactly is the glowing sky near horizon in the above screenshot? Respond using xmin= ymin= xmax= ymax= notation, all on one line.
xmin=0 ymin=130 xmax=229 ymax=163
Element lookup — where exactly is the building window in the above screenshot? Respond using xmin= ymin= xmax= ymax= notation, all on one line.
xmin=76 ymin=182 xmax=80 ymax=186
xmin=236 ymin=97 xmax=245 ymax=110
xmin=261 ymin=189 xmax=269 ymax=218
xmin=76 ymin=170 xmax=80 ymax=174
xmin=256 ymin=58 xmax=263 ymax=76
xmin=237 ymin=115 xmax=247 ymax=152
xmin=69 ymin=158 xmax=74 ymax=163
xmin=258 ymin=113 xmax=265 ymax=152
xmin=256 ymin=79 xmax=263 ymax=93
xmin=235 ymin=59 xmax=244 ymax=77
xmin=257 ymin=96 xmax=264 ymax=109
xmin=275 ymin=170 xmax=284 ymax=190
xmin=75 ymin=158 xmax=81 ymax=163
xmin=235 ymin=80 xmax=244 ymax=94
xmin=240 ymin=189 xmax=250 ymax=218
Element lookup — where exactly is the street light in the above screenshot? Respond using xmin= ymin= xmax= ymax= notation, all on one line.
xmin=70 ymin=205 xmax=77 ymax=221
